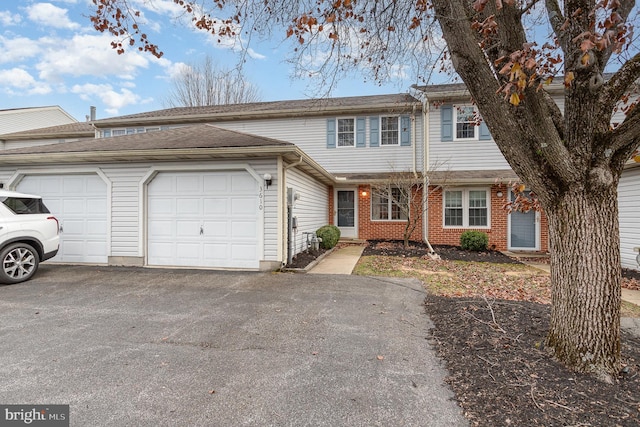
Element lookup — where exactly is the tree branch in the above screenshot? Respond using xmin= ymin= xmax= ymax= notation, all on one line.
xmin=599 ymin=52 xmax=640 ymax=113
xmin=609 ymin=103 xmax=640 ymax=165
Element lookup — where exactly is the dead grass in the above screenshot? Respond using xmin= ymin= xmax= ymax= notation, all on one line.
xmin=354 ymin=255 xmax=640 ymax=318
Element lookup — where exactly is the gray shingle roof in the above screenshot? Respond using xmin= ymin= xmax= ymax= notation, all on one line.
xmin=0 ymin=122 xmax=95 ymax=140
xmin=0 ymin=124 xmax=293 ymax=155
xmin=92 ymin=93 xmax=421 ymax=125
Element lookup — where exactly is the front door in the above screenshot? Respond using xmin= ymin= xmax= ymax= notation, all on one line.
xmin=335 ymin=189 xmax=357 ymax=238
xmin=508 ymin=190 xmax=539 ymax=250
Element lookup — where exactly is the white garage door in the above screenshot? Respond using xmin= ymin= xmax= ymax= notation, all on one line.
xmin=17 ymin=174 xmax=109 ymax=263
xmin=147 ymin=171 xmax=260 ymax=269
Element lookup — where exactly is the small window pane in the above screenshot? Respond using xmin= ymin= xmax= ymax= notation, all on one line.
xmin=381 ymin=116 xmax=399 ymax=145
xmin=444 ymin=191 xmax=463 ymax=226
xmin=456 ymin=107 xmax=476 ymax=139
xmin=337 ymin=118 xmax=355 ymax=147
xmin=372 ymin=193 xmax=389 ymax=220
xmin=468 ymin=191 xmax=487 ymax=226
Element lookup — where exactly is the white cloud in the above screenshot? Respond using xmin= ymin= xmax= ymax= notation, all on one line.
xmin=26 ymin=3 xmax=80 ymax=30
xmin=71 ymin=83 xmax=144 ymax=114
xmin=0 ymin=68 xmax=52 ymax=95
xmin=36 ymin=34 xmax=151 ymax=81
xmin=0 ymin=11 xmax=22 ymax=26
xmin=0 ymin=36 xmax=41 ymax=64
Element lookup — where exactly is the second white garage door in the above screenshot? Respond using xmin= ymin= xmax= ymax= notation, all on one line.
xmin=16 ymin=174 xmax=109 ymax=263
xmin=147 ymin=171 xmax=261 ymax=269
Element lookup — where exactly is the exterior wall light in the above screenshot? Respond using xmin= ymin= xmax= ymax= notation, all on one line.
xmin=264 ymin=173 xmax=272 ymax=189
xmin=361 ymin=190 xmax=368 ymax=197
xmin=496 ymin=191 xmax=503 ymax=198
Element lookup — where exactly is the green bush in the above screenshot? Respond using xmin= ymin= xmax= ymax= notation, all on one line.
xmin=316 ymin=225 xmax=341 ymax=249
xmin=460 ymin=230 xmax=489 ymax=251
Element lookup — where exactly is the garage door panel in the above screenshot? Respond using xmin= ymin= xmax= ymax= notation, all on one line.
xmin=231 ymin=244 xmax=257 ymax=260
xmin=149 ymin=220 xmax=174 ymax=236
xmin=176 ymin=175 xmax=201 ymax=193
xmin=232 ymin=221 xmax=257 ymax=238
xmin=149 ymin=198 xmax=174 ymax=215
xmin=176 ymin=221 xmax=200 ymax=236
xmin=17 ymin=174 xmax=108 ymax=264
xmin=203 ymin=220 xmax=228 ymax=237
xmin=87 ymin=199 xmax=107 ymax=214
xmin=148 ymin=171 xmax=260 ymax=269
xmin=203 ymin=175 xmax=229 ymax=193
xmin=177 ymin=199 xmax=200 ymax=215
xmin=232 ymin=198 xmax=257 ymax=215
xmin=203 ymin=199 xmax=227 ymax=215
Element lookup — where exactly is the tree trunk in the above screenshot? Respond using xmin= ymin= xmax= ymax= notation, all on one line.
xmin=545 ymin=185 xmax=621 ymax=382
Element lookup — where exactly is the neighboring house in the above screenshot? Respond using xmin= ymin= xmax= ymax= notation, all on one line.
xmin=0 ymin=106 xmax=78 ymax=136
xmin=0 ymin=90 xmax=635 ymax=271
xmin=0 ymin=122 xmax=96 ymax=150
xmin=618 ymin=162 xmax=640 ymax=271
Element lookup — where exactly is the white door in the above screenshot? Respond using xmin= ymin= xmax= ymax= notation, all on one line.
xmin=335 ymin=189 xmax=357 ymax=238
xmin=147 ymin=171 xmax=260 ymax=269
xmin=17 ymin=174 xmax=109 ymax=263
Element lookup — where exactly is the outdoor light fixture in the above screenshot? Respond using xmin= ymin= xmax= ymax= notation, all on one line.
xmin=496 ymin=191 xmax=503 ymax=198
xmin=361 ymin=190 xmax=368 ymax=197
xmin=264 ymin=173 xmax=272 ymax=189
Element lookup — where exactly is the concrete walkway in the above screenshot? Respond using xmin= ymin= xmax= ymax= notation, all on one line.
xmin=308 ymin=245 xmax=365 ymax=274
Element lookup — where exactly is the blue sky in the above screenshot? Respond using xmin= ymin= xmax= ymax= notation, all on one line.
xmin=0 ymin=0 xmax=419 ymax=122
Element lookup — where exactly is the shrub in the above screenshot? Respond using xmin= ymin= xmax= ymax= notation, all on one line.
xmin=316 ymin=225 xmax=340 ymax=249
xmin=460 ymin=230 xmax=489 ymax=251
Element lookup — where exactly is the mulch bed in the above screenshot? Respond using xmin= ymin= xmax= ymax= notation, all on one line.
xmin=427 ymin=295 xmax=640 ymax=426
xmin=285 ymin=247 xmax=328 ymax=269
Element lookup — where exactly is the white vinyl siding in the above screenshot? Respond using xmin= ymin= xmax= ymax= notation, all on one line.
xmin=214 ymin=116 xmax=423 ymax=174
xmin=286 ymin=167 xmax=329 ymax=256
xmin=619 ymin=166 xmax=640 ymax=271
xmin=429 ymin=105 xmax=510 ymax=171
xmin=0 ymin=107 xmax=76 ymax=135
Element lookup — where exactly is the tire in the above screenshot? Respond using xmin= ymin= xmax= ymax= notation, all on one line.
xmin=0 ymin=243 xmax=40 ymax=284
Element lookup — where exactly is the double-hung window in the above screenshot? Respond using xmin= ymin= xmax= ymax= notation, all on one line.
xmin=337 ymin=118 xmax=355 ymax=147
xmin=455 ymin=106 xmax=477 ymax=140
xmin=380 ymin=116 xmax=399 ymax=145
xmin=443 ymin=189 xmax=489 ymax=228
xmin=372 ymin=187 xmax=408 ymax=221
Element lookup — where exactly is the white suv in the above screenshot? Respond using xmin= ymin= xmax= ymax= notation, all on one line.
xmin=0 ymin=190 xmax=59 ymax=284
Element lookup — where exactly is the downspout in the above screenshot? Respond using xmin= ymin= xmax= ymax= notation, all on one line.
xmin=412 ymin=105 xmax=417 ymax=176
xmin=283 ymin=155 xmax=304 ymax=266
xmin=422 ymin=94 xmax=435 ymax=254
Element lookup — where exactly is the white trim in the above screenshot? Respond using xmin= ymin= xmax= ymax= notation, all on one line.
xmin=442 ymin=187 xmax=491 ymax=229
xmin=452 ymin=105 xmax=478 ymax=141
xmin=334 ymin=187 xmax=358 ymax=238
xmin=379 ymin=115 xmax=401 ymax=146
xmin=336 ymin=117 xmax=357 ymax=148
xmin=7 ymin=168 xmax=113 ymax=258
xmin=139 ymin=163 xmax=265 ymax=266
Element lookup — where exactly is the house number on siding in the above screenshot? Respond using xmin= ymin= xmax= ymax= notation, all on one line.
xmin=259 ymin=186 xmax=264 ymax=210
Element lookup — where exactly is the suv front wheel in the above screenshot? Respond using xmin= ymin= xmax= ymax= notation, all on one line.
xmin=0 ymin=243 xmax=39 ymax=284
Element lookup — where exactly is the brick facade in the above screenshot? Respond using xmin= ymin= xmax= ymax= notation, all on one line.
xmin=330 ymin=183 xmax=549 ymax=252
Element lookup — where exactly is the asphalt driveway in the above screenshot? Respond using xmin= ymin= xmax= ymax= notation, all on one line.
xmin=0 ymin=265 xmax=466 ymax=426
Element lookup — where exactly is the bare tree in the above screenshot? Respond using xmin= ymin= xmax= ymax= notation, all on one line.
xmin=164 ymin=56 xmax=261 ymax=107
xmin=91 ymin=0 xmax=640 ymax=382
xmin=370 ymin=171 xmax=442 ymax=251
